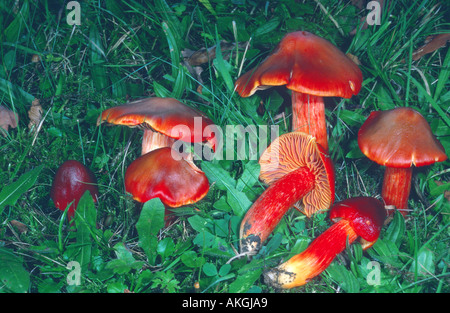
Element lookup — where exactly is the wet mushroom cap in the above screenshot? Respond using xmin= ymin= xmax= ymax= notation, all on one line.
xmin=124 ymin=147 xmax=210 ymax=207
xmin=235 ymin=31 xmax=362 ymax=98
xmin=329 ymin=196 xmax=386 ymax=243
xmin=97 ymin=97 xmax=216 ymax=147
xmin=358 ymin=107 xmax=448 ymax=168
xmin=258 ymin=131 xmax=335 ymax=217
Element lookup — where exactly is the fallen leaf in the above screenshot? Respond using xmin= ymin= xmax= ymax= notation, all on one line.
xmin=0 ymin=105 xmax=19 ymax=136
xmin=182 ymin=41 xmax=246 ymax=98
xmin=10 ymin=220 xmax=28 ymax=234
xmin=182 ymin=41 xmax=238 ymax=66
xmin=346 ymin=53 xmax=361 ymax=65
xmin=196 ymin=84 xmax=203 ymax=95
xmin=28 ymin=98 xmax=43 ymax=131
xmin=412 ymin=33 xmax=450 ymax=61
xmin=31 ymin=54 xmax=41 ymax=63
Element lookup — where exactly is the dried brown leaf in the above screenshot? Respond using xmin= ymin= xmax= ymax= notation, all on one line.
xmin=10 ymin=220 xmax=28 ymax=234
xmin=182 ymin=41 xmax=237 ymax=66
xmin=182 ymin=41 xmax=247 ymax=99
xmin=346 ymin=53 xmax=361 ymax=65
xmin=31 ymin=54 xmax=41 ymax=63
xmin=412 ymin=33 xmax=450 ymax=61
xmin=0 ymin=105 xmax=19 ymax=136
xmin=28 ymin=98 xmax=43 ymax=130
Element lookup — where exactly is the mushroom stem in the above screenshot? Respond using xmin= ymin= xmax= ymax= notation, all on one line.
xmin=240 ymin=166 xmax=316 ymax=256
xmin=141 ymin=129 xmax=176 ymax=155
xmin=264 ymin=218 xmax=357 ymax=289
xmin=381 ymin=166 xmax=413 ymax=217
xmin=291 ymin=92 xmax=328 ymax=152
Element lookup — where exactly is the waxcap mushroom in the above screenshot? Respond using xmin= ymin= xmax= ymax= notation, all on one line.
xmin=97 ymin=97 xmax=216 ymax=155
xmin=124 ymin=147 xmax=210 ymax=208
xmin=235 ymin=31 xmax=362 ymax=151
xmin=329 ymin=196 xmax=386 ymax=248
xmin=258 ymin=131 xmax=335 ymax=217
xmin=358 ymin=107 xmax=447 ymax=215
xmin=358 ymin=107 xmax=447 ymax=168
xmin=235 ymin=31 xmax=362 ymax=98
xmin=239 ymin=132 xmax=335 ymax=256
xmin=264 ymin=196 xmax=386 ymax=289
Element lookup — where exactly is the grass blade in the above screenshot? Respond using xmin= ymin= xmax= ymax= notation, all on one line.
xmin=0 ymin=165 xmax=43 ymax=216
xmin=433 ymin=48 xmax=450 ymax=103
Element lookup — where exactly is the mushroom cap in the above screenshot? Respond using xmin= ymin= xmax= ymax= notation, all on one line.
xmin=258 ymin=131 xmax=335 ymax=217
xmin=124 ymin=147 xmax=210 ymax=207
xmin=235 ymin=31 xmax=362 ymax=98
xmin=358 ymin=107 xmax=448 ymax=168
xmin=97 ymin=97 xmax=216 ymax=149
xmin=50 ymin=160 xmax=99 ymax=219
xmin=329 ymin=197 xmax=386 ymax=243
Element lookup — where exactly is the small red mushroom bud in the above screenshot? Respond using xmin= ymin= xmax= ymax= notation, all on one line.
xmin=358 ymin=107 xmax=448 ymax=216
xmin=239 ymin=132 xmax=335 ymax=257
xmin=235 ymin=31 xmax=362 ymax=152
xmin=264 ymin=197 xmax=386 ymax=289
xmin=50 ymin=160 xmax=99 ymax=221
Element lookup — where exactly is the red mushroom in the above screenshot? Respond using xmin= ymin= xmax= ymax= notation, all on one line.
xmin=50 ymin=160 xmax=99 ymax=221
xmin=124 ymin=147 xmax=210 ymax=223
xmin=358 ymin=107 xmax=448 ymax=216
xmin=239 ymin=132 xmax=335 ymax=256
xmin=264 ymin=196 xmax=386 ymax=289
xmin=235 ymin=31 xmax=362 ymax=151
xmin=97 ymin=97 xmax=216 ymax=155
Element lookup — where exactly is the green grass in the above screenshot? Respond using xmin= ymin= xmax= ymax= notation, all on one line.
xmin=0 ymin=0 xmax=449 ymax=293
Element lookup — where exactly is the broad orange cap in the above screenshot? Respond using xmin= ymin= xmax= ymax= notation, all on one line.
xmin=235 ymin=31 xmax=362 ymax=98
xmin=358 ymin=107 xmax=447 ymax=168
xmin=97 ymin=97 xmax=216 ymax=149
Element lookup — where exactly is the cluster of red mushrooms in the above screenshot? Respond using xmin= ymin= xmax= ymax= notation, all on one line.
xmin=49 ymin=31 xmax=448 ymax=290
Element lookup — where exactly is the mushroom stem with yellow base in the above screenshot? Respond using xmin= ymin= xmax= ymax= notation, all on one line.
xmin=264 ymin=219 xmax=357 ymax=289
xmin=264 ymin=197 xmax=386 ymax=289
